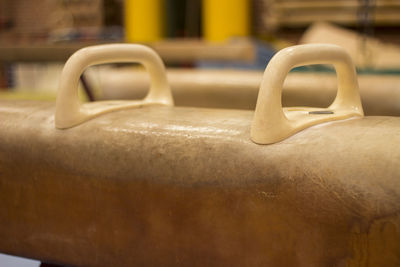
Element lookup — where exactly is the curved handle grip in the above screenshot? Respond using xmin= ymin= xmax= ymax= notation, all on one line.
xmin=251 ymin=44 xmax=364 ymax=144
xmin=55 ymin=44 xmax=174 ymax=129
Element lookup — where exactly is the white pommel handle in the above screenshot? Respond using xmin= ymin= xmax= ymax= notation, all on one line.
xmin=55 ymin=44 xmax=174 ymax=129
xmin=251 ymin=44 xmax=364 ymax=144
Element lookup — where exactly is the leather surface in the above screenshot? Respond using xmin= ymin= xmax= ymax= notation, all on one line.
xmin=0 ymin=100 xmax=399 ymax=266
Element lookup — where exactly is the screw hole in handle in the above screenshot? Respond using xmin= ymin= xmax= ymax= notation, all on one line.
xmin=55 ymin=44 xmax=174 ymax=129
xmin=251 ymin=44 xmax=364 ymax=145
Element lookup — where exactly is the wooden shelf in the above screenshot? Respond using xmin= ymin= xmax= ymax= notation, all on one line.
xmin=0 ymin=39 xmax=256 ymax=63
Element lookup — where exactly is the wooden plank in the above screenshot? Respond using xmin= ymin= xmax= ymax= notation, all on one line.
xmin=0 ymin=39 xmax=255 ymax=63
xmin=300 ymin=22 xmax=400 ymax=69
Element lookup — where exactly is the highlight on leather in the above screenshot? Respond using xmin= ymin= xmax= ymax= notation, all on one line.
xmin=251 ymin=44 xmax=364 ymax=145
xmin=55 ymin=44 xmax=174 ymax=129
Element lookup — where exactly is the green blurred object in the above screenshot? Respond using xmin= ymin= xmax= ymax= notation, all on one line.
xmin=292 ymin=65 xmax=400 ymax=76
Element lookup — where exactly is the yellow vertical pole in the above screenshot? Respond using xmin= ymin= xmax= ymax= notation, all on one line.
xmin=125 ymin=0 xmax=164 ymax=42
xmin=202 ymin=0 xmax=250 ymax=42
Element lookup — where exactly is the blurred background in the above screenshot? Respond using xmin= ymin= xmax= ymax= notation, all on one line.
xmin=0 ymin=0 xmax=400 ymax=111
xmin=1 ymin=1 xmax=400 ymax=265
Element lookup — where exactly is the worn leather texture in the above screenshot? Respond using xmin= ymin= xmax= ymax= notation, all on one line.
xmin=0 ymin=100 xmax=399 ymax=266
